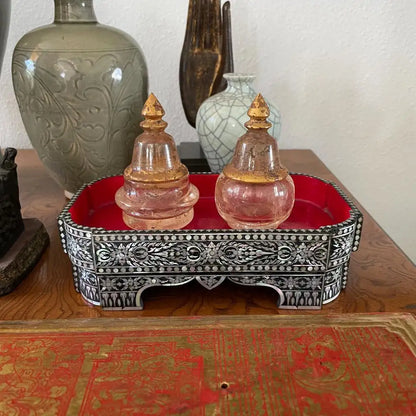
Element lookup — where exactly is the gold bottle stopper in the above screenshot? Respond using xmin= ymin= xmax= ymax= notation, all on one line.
xmin=244 ymin=93 xmax=273 ymax=130
xmin=140 ymin=92 xmax=168 ymax=131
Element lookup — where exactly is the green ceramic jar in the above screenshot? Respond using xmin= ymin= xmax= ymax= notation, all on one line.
xmin=12 ymin=0 xmax=148 ymax=196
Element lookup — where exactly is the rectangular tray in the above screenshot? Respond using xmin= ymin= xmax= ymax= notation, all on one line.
xmin=58 ymin=173 xmax=363 ymax=310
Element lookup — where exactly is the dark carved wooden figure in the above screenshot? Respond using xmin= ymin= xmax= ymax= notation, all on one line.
xmin=0 ymin=148 xmax=49 ymax=295
xmin=0 ymin=148 xmax=24 ymax=257
xmin=180 ymin=0 xmax=234 ymax=127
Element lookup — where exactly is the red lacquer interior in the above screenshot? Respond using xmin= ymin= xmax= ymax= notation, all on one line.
xmin=68 ymin=174 xmax=352 ymax=231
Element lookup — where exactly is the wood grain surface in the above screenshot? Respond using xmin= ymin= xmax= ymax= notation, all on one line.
xmin=0 ymin=149 xmax=414 ymax=320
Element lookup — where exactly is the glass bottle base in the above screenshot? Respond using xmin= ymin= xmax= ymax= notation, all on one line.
xmin=122 ymin=209 xmax=194 ymax=230
xmin=215 ymin=173 xmax=295 ymax=230
xmin=220 ymin=214 xmax=289 ymax=230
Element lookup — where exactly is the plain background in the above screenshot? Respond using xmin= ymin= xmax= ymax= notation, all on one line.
xmin=0 ymin=0 xmax=415 ymax=263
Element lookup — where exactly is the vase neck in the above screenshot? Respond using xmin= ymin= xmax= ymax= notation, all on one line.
xmin=54 ymin=0 xmax=97 ymax=23
xmin=224 ymin=74 xmax=256 ymax=94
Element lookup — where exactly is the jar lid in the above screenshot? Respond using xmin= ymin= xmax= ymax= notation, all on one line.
xmin=123 ymin=93 xmax=188 ymax=183
xmin=223 ymin=94 xmax=288 ymax=183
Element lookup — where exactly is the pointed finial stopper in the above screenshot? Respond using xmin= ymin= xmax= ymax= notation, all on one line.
xmin=244 ymin=93 xmax=273 ymax=130
xmin=140 ymin=93 xmax=168 ymax=131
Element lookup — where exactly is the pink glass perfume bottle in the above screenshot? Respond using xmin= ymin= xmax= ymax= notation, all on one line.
xmin=115 ymin=93 xmax=199 ymax=230
xmin=215 ymin=94 xmax=295 ymax=229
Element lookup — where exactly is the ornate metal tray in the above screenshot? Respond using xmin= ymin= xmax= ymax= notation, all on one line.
xmin=58 ymin=174 xmax=363 ymax=310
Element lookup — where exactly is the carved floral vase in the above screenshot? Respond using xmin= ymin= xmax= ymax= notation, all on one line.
xmin=0 ymin=0 xmax=11 ymax=75
xmin=196 ymin=73 xmax=281 ymax=173
xmin=12 ymin=0 xmax=148 ymax=196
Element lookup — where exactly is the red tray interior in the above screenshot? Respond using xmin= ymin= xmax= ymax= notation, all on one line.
xmin=69 ymin=174 xmax=351 ymax=231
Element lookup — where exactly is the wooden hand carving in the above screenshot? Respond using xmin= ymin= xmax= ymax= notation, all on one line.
xmin=180 ymin=0 xmax=234 ymax=128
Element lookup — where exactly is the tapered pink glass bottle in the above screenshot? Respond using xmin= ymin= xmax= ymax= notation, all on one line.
xmin=115 ymin=93 xmax=199 ymax=230
xmin=215 ymin=94 xmax=295 ymax=229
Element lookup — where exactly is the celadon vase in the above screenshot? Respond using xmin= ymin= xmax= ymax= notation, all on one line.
xmin=196 ymin=73 xmax=281 ymax=173
xmin=12 ymin=0 xmax=148 ymax=196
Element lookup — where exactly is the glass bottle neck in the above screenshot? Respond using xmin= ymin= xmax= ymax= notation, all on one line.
xmin=54 ymin=0 xmax=97 ymax=23
xmin=224 ymin=74 xmax=256 ymax=94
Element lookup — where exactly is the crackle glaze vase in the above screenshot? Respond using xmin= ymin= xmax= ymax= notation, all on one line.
xmin=12 ymin=0 xmax=148 ymax=196
xmin=196 ymin=73 xmax=281 ymax=173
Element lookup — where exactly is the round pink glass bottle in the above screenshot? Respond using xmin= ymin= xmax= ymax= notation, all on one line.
xmin=115 ymin=93 xmax=199 ymax=230
xmin=215 ymin=94 xmax=295 ymax=229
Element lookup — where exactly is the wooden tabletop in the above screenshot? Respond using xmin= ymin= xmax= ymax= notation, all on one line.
xmin=1 ymin=149 xmax=414 ymax=320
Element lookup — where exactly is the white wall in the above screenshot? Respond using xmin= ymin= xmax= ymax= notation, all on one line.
xmin=1 ymin=0 xmax=415 ymax=263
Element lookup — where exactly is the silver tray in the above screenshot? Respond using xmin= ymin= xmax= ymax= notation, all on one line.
xmin=58 ymin=173 xmax=363 ymax=310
